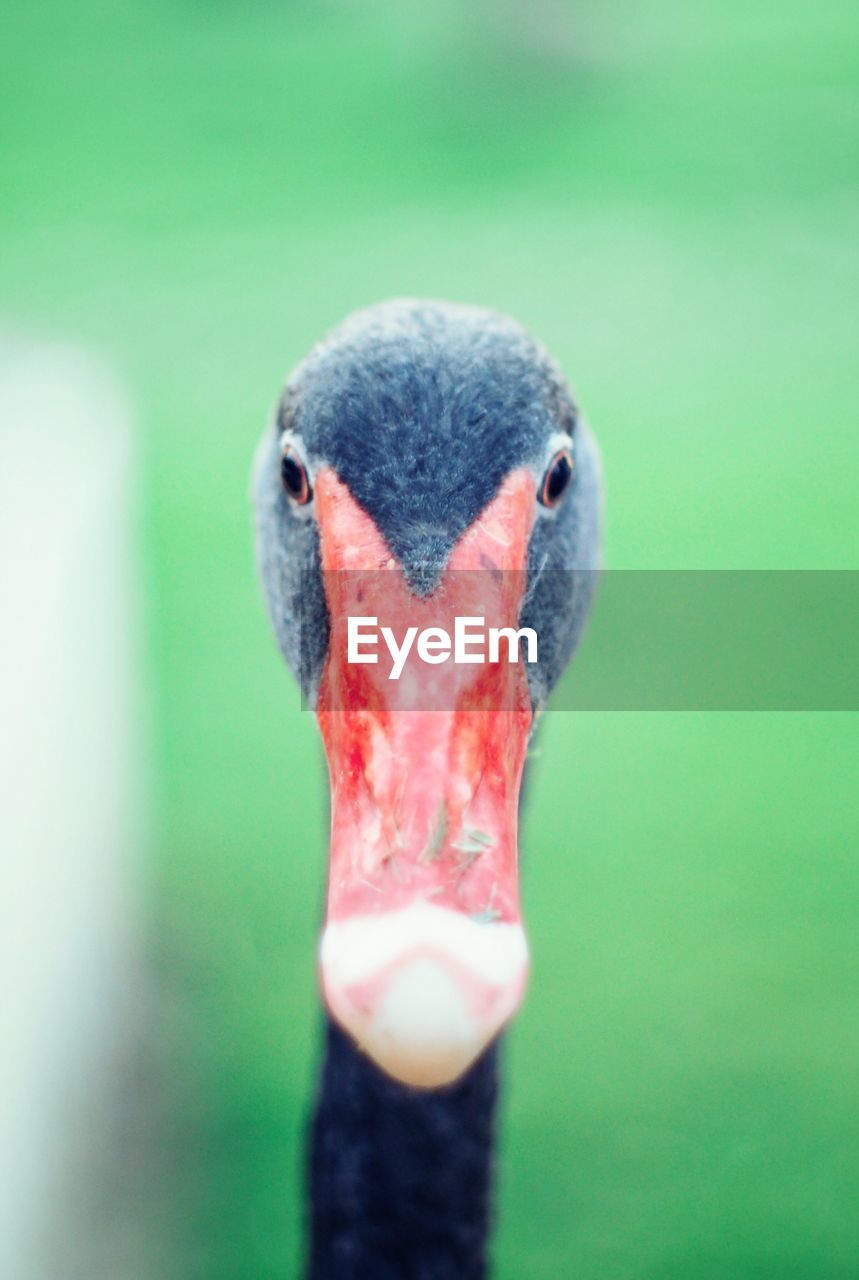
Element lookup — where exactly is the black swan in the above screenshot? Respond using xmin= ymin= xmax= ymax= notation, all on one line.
xmin=253 ymin=299 xmax=601 ymax=1278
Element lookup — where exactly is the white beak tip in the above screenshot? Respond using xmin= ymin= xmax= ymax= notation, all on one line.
xmin=319 ymin=903 xmax=529 ymax=1089
xmin=341 ymin=956 xmax=491 ymax=1088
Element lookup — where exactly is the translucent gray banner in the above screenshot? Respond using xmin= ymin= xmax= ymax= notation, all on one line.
xmin=298 ymin=571 xmax=859 ymax=711
xmin=552 ymin=571 xmax=858 ymax=711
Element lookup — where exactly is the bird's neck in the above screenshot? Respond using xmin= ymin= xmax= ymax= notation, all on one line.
xmin=307 ymin=1017 xmax=499 ymax=1280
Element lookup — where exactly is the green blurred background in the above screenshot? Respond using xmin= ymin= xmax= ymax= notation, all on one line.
xmin=3 ymin=0 xmax=858 ymax=1276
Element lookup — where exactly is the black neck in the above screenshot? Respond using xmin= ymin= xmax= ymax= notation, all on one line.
xmin=307 ymin=1017 xmax=500 ymax=1280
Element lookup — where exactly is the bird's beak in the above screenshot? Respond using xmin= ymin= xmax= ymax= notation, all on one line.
xmin=312 ymin=467 xmax=536 ymax=1088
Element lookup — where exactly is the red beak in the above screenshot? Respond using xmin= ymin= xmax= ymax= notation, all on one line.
xmin=314 ymin=467 xmax=536 ymax=1087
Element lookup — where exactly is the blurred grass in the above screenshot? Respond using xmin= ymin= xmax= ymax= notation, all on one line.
xmin=2 ymin=0 xmax=858 ymax=1276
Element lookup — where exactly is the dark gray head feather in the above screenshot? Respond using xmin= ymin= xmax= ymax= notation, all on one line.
xmin=253 ymin=298 xmax=602 ymax=709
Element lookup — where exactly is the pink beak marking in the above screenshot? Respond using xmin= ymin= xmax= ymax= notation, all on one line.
xmin=314 ymin=467 xmax=536 ymax=1087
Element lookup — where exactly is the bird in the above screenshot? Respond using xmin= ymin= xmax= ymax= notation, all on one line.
xmin=253 ymin=299 xmax=601 ymax=1279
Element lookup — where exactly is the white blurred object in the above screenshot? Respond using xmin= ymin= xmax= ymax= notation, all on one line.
xmin=0 ymin=340 xmax=142 ymax=1279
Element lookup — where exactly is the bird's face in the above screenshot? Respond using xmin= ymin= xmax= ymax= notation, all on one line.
xmin=254 ymin=301 xmax=601 ymax=1088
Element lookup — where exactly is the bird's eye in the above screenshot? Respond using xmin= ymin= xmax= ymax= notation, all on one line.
xmin=540 ymin=448 xmax=574 ymax=507
xmin=281 ymin=446 xmax=311 ymax=505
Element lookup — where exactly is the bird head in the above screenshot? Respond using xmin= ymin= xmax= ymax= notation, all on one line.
xmin=254 ymin=299 xmax=601 ymax=1088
